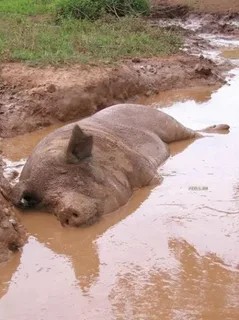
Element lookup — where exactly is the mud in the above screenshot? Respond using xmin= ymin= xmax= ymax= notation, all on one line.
xmin=0 ymin=168 xmax=26 ymax=263
xmin=196 ymin=14 xmax=239 ymax=36
xmin=0 ymin=55 xmax=227 ymax=138
xmin=150 ymin=2 xmax=189 ymax=19
xmin=221 ymin=48 xmax=239 ymax=60
xmin=165 ymin=0 xmax=239 ymax=14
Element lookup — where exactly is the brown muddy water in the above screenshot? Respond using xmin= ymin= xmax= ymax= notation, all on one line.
xmin=1 ymin=47 xmax=239 ymax=319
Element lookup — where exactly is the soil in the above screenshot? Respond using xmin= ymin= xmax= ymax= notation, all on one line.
xmin=150 ymin=0 xmax=239 ymax=39
xmin=0 ymin=55 xmax=228 ymax=138
xmin=152 ymin=0 xmax=239 ymax=14
xmin=150 ymin=1 xmax=239 ymax=35
xmin=0 ymin=177 xmax=26 ymax=263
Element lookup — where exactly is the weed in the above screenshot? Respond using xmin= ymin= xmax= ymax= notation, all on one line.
xmin=55 ymin=0 xmax=150 ymax=20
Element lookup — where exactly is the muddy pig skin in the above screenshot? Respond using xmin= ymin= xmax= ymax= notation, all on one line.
xmin=2 ymin=104 xmax=229 ymax=227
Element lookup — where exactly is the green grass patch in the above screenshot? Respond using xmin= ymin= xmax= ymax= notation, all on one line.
xmin=55 ymin=0 xmax=150 ymax=20
xmin=0 ymin=1 xmax=182 ymax=65
xmin=0 ymin=0 xmax=55 ymax=15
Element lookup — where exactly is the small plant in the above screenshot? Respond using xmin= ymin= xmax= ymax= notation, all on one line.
xmin=104 ymin=0 xmax=150 ymax=17
xmin=56 ymin=0 xmax=105 ymax=20
xmin=56 ymin=0 xmax=150 ymax=20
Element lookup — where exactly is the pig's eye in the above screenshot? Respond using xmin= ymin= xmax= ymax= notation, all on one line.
xmin=20 ymin=192 xmax=40 ymax=208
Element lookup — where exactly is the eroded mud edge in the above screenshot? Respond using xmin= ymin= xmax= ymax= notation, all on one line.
xmin=0 ymin=197 xmax=26 ymax=263
xmin=0 ymin=54 xmax=230 ymax=138
xmin=0 ymin=159 xmax=26 ymax=263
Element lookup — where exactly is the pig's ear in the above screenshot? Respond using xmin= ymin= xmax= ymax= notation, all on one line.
xmin=66 ymin=125 xmax=93 ymax=163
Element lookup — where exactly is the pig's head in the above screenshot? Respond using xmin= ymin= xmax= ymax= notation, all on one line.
xmin=12 ymin=125 xmax=103 ymax=227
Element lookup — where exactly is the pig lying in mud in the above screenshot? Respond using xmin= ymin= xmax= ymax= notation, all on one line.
xmin=1 ymin=104 xmax=229 ymax=227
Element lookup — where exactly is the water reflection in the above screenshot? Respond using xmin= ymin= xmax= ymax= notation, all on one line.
xmin=0 ymin=253 xmax=21 ymax=300
xmin=136 ymin=85 xmax=219 ymax=107
xmin=0 ymin=140 xmax=194 ymax=319
xmin=109 ymin=240 xmax=239 ymax=320
xmin=2 ymin=124 xmax=62 ymax=161
xmin=21 ymin=187 xmax=153 ymax=293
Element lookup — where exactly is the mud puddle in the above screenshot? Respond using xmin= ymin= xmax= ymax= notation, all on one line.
xmin=221 ymin=48 xmax=239 ymax=60
xmin=1 ymin=38 xmax=239 ymax=320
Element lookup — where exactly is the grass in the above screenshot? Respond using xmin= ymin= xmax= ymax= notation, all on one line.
xmin=0 ymin=0 xmax=54 ymax=15
xmin=0 ymin=1 xmax=182 ymax=65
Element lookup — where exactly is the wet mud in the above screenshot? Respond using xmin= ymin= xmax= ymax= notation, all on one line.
xmin=0 ymin=184 xmax=26 ymax=263
xmin=221 ymin=48 xmax=239 ymax=60
xmin=165 ymin=0 xmax=239 ymax=14
xmin=0 ymin=10 xmax=239 ymax=320
xmin=0 ymin=55 xmax=226 ymax=138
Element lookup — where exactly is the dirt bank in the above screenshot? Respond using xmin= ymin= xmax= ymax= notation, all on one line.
xmin=150 ymin=1 xmax=239 ymax=36
xmin=0 ymin=174 xmax=26 ymax=263
xmin=152 ymin=0 xmax=239 ymax=14
xmin=0 ymin=54 xmax=227 ymax=138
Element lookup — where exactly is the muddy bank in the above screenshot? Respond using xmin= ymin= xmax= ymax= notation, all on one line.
xmin=149 ymin=10 xmax=239 ymax=68
xmin=150 ymin=1 xmax=189 ymax=19
xmin=150 ymin=3 xmax=239 ymax=35
xmin=151 ymin=0 xmax=239 ymax=14
xmin=0 ymin=178 xmax=26 ymax=262
xmin=0 ymin=149 xmax=26 ymax=262
xmin=150 ymin=1 xmax=239 ymax=37
xmin=180 ymin=13 xmax=239 ymax=36
xmin=0 ymin=54 xmax=228 ymax=138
